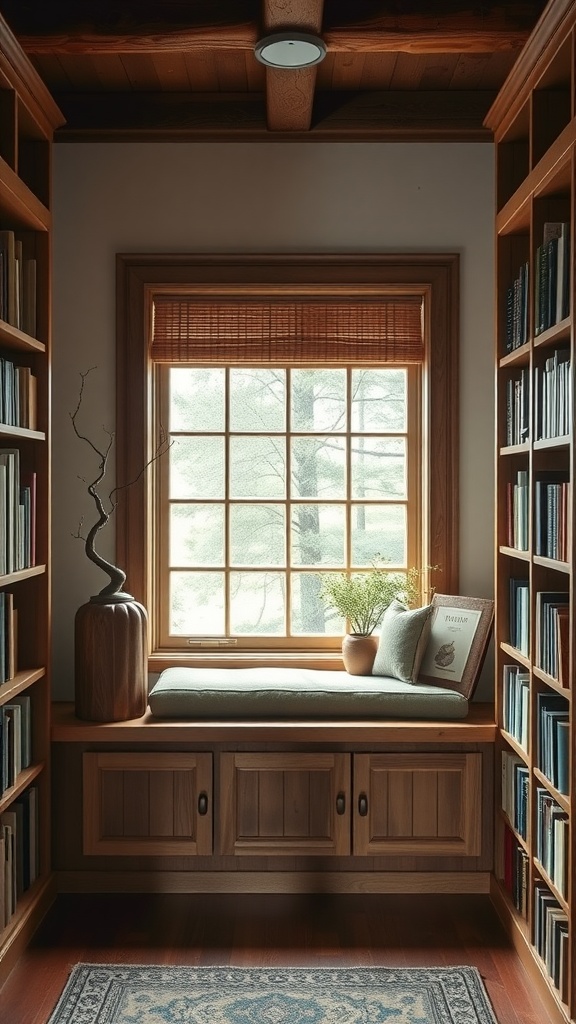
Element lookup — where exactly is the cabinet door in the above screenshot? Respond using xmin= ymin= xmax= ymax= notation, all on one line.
xmin=353 ymin=753 xmax=482 ymax=857
xmin=219 ymin=752 xmax=351 ymax=856
xmin=83 ymin=752 xmax=213 ymax=856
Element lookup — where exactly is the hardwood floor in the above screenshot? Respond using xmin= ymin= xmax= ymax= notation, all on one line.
xmin=0 ymin=893 xmax=551 ymax=1023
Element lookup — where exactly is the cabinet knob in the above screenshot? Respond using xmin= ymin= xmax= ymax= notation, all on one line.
xmin=198 ymin=792 xmax=209 ymax=816
xmin=336 ymin=792 xmax=346 ymax=815
xmin=358 ymin=793 xmax=368 ymax=817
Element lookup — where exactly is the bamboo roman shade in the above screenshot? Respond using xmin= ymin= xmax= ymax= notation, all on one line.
xmin=151 ymin=297 xmax=424 ymax=364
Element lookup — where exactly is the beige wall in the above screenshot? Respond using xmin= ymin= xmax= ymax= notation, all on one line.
xmin=51 ymin=141 xmax=495 ymax=700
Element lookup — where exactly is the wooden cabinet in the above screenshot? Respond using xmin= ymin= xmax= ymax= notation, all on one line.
xmin=83 ymin=753 xmax=213 ymax=857
xmin=0 ymin=13 xmax=63 ymax=985
xmin=485 ymin=2 xmax=576 ymax=1018
xmin=353 ymin=753 xmax=482 ymax=857
xmin=72 ymin=740 xmax=488 ymax=867
xmin=219 ymin=753 xmax=351 ymax=856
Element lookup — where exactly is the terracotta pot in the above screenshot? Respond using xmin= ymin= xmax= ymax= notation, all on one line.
xmin=341 ymin=633 xmax=378 ymax=675
xmin=75 ymin=594 xmax=148 ymax=721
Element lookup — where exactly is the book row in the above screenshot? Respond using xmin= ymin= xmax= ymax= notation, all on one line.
xmin=1 ymin=693 xmax=31 ymax=796
xmin=505 ymin=262 xmax=529 ymax=353
xmin=505 ymin=470 xmax=570 ymax=562
xmin=536 ymin=592 xmax=569 ymax=681
xmin=506 ymin=470 xmax=528 ymax=551
xmin=0 ymin=448 xmax=36 ymax=575
xmin=0 ymin=230 xmax=36 ymax=338
xmin=536 ymin=787 xmax=568 ymax=899
xmin=509 ymin=579 xmax=529 ymax=656
xmin=0 ymin=784 xmax=38 ymax=929
xmin=537 ymin=692 xmax=569 ymax=796
xmin=503 ymin=827 xmax=528 ymax=918
xmin=502 ymin=750 xmax=529 ymax=840
xmin=534 ymin=222 xmax=570 ymax=337
xmin=0 ymin=358 xmax=37 ymax=431
xmin=504 ymin=370 xmax=529 ymax=447
xmin=534 ymin=348 xmax=571 ymax=440
xmin=534 ymin=883 xmax=568 ymax=1003
xmin=502 ymin=664 xmax=529 ymax=750
xmin=535 ymin=474 xmax=569 ymax=562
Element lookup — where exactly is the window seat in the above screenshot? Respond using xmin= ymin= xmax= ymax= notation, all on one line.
xmin=147 ymin=666 xmax=469 ymax=720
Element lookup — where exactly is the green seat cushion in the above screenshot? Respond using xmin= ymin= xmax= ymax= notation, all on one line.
xmin=148 ymin=667 xmax=469 ymax=720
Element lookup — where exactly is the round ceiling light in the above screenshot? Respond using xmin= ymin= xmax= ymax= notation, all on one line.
xmin=254 ymin=32 xmax=327 ymax=69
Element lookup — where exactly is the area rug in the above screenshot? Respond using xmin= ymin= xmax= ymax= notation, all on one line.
xmin=46 ymin=964 xmax=498 ymax=1024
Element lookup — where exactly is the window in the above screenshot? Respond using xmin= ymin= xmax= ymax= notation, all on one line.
xmin=117 ymin=255 xmax=459 ymax=669
xmin=157 ymin=364 xmax=419 ymax=650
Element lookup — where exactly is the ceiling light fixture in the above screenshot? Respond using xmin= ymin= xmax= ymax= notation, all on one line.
xmin=254 ymin=31 xmax=327 ymax=69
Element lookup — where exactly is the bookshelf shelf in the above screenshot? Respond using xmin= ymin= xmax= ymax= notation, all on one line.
xmin=0 ymin=667 xmax=45 ymax=704
xmin=500 ymin=546 xmax=531 ymax=562
xmin=0 ymin=322 xmax=45 ymax=354
xmin=0 ymin=761 xmax=44 ymax=815
xmin=486 ymin=3 xmax=576 ymax=1016
xmin=0 ymin=12 xmax=62 ymax=985
xmin=499 ymin=807 xmax=530 ymax=852
xmin=500 ymin=642 xmax=531 ymax=669
xmin=533 ymin=768 xmax=570 ymax=813
xmin=535 ymin=861 xmax=570 ymax=914
xmin=500 ymin=343 xmax=531 ymax=368
xmin=0 ymin=157 xmax=50 ymax=232
xmin=501 ymin=729 xmax=529 ymax=762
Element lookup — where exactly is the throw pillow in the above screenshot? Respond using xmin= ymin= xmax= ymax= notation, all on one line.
xmin=372 ymin=599 xmax=433 ymax=683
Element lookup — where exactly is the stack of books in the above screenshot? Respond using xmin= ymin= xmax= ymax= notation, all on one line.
xmin=534 ymin=222 xmax=570 ymax=336
xmin=0 ymin=230 xmax=36 ymax=337
xmin=537 ymin=692 xmax=570 ymax=795
xmin=0 ymin=785 xmax=38 ymax=928
xmin=502 ymin=664 xmax=530 ymax=749
xmin=505 ymin=262 xmax=529 ymax=352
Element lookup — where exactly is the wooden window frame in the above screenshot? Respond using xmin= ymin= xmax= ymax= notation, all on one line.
xmin=116 ymin=254 xmax=459 ymax=671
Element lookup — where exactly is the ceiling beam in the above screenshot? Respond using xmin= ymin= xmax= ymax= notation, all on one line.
xmin=17 ymin=14 xmax=532 ymax=56
xmin=52 ymin=90 xmax=494 ymax=143
xmin=263 ymin=0 xmax=324 ymax=132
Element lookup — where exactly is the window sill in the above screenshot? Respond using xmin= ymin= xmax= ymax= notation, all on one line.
xmin=148 ymin=651 xmax=345 ymax=673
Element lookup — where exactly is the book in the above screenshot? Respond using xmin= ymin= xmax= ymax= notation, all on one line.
xmin=0 ymin=230 xmax=16 ymax=327
xmin=1 ymin=821 xmax=13 ymax=924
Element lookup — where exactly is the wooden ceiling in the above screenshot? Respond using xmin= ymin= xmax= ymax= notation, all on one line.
xmin=3 ymin=1 xmax=547 ymax=141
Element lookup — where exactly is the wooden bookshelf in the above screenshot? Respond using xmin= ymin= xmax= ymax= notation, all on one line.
xmin=485 ymin=1 xmax=576 ymax=1017
xmin=0 ymin=13 xmax=62 ymax=985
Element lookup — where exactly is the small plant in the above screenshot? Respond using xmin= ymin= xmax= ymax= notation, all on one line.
xmin=319 ymin=560 xmax=438 ymax=636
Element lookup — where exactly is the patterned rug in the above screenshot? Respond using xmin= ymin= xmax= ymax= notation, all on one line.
xmin=46 ymin=964 xmax=498 ymax=1024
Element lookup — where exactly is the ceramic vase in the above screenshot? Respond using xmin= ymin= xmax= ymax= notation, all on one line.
xmin=341 ymin=633 xmax=378 ymax=675
xmin=75 ymin=593 xmax=148 ymax=721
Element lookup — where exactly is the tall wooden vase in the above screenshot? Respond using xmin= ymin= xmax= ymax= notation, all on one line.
xmin=75 ymin=593 xmax=148 ymax=721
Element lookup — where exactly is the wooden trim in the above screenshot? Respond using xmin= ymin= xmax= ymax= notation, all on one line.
xmin=18 ymin=17 xmax=530 ymax=56
xmin=56 ymin=91 xmax=494 ymax=143
xmin=0 ymin=13 xmax=64 ymax=136
xmin=55 ymin=869 xmax=491 ymax=894
xmin=116 ymin=253 xmax=458 ymax=664
xmin=485 ymin=0 xmax=576 ymax=136
xmin=52 ymin=701 xmax=496 ymax=744
xmin=0 ymin=875 xmax=57 ymax=987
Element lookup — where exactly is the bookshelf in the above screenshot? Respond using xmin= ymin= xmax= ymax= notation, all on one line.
xmin=485 ymin=1 xmax=576 ymax=1019
xmin=0 ymin=14 xmax=63 ymax=983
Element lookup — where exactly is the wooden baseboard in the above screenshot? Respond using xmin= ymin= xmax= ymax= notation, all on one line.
xmin=489 ymin=875 xmax=569 ymax=1024
xmin=56 ymin=870 xmax=491 ymax=895
xmin=0 ymin=875 xmax=57 ymax=987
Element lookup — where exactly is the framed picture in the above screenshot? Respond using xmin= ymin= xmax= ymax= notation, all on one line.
xmin=418 ymin=594 xmax=494 ymax=699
